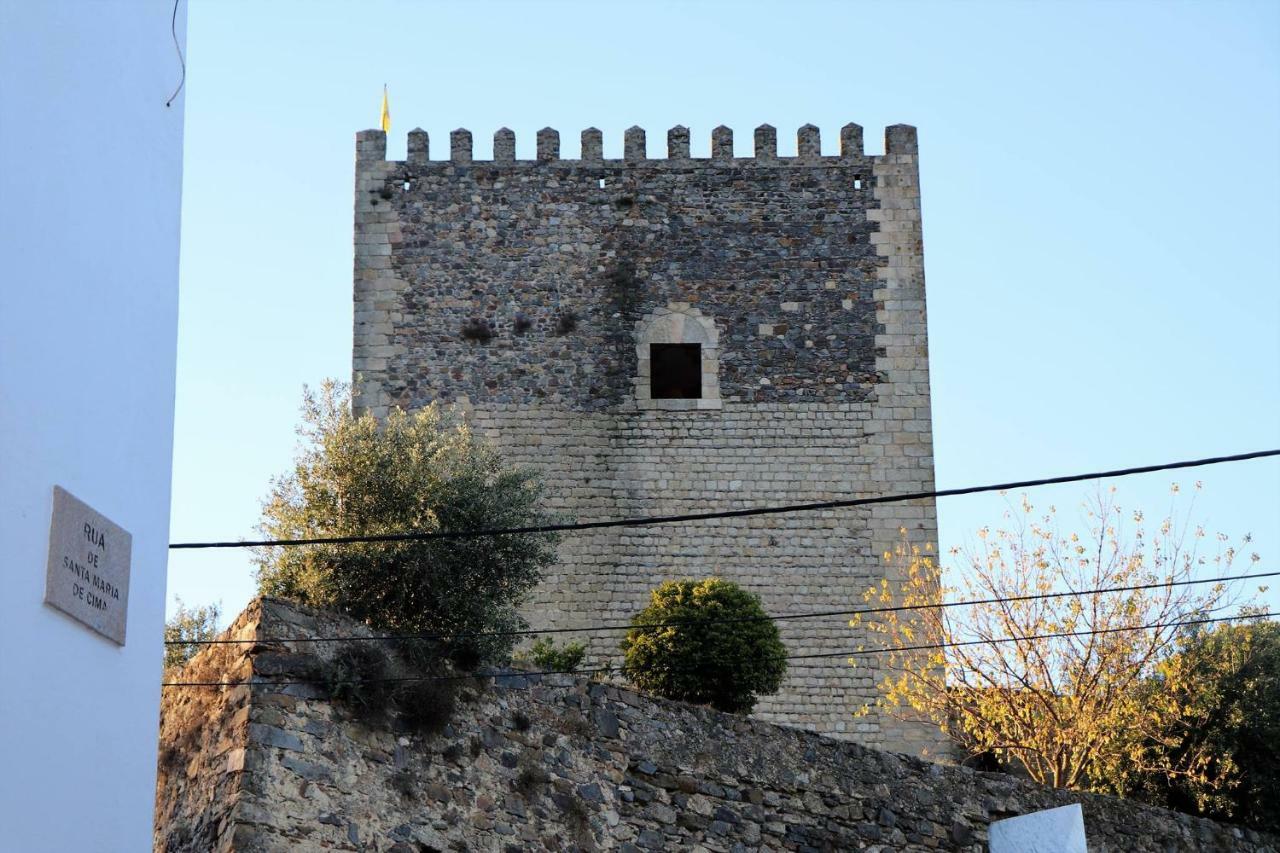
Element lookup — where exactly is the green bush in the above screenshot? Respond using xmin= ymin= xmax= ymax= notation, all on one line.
xmin=619 ymin=577 xmax=787 ymax=714
xmin=528 ymin=637 xmax=587 ymax=672
xmin=254 ymin=381 xmax=559 ymax=665
xmin=1108 ymin=616 xmax=1280 ymax=832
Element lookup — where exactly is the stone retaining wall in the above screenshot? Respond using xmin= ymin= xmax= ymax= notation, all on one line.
xmin=155 ymin=598 xmax=1277 ymax=852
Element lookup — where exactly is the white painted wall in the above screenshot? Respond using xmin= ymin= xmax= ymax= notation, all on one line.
xmin=0 ymin=1 xmax=186 ymax=849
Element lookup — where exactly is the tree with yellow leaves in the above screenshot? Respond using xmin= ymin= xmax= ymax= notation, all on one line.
xmin=850 ymin=487 xmax=1262 ymax=794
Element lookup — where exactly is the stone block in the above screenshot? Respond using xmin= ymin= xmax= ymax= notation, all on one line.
xmin=581 ymin=127 xmax=603 ymax=161
xmin=711 ymin=125 xmax=733 ymax=160
xmin=536 ymin=127 xmax=559 ymax=161
xmin=450 ymin=128 xmax=472 ymax=163
xmin=493 ymin=128 xmax=515 ymax=163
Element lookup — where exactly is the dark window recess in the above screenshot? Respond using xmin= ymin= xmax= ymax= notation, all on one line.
xmin=650 ymin=343 xmax=702 ymax=399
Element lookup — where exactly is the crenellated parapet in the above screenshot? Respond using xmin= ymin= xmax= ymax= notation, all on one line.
xmin=355 ymin=122 xmax=916 ymax=165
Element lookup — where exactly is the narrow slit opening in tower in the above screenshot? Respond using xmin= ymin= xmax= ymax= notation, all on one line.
xmin=650 ymin=343 xmax=702 ymax=399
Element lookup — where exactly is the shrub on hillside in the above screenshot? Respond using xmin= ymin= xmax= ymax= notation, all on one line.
xmin=253 ymin=381 xmax=559 ymax=666
xmin=620 ymin=577 xmax=787 ymax=713
xmin=527 ymin=637 xmax=587 ymax=673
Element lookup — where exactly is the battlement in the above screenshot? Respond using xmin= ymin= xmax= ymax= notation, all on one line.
xmin=355 ymin=122 xmax=917 ymax=165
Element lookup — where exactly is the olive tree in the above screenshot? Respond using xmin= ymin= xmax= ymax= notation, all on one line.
xmin=163 ymin=598 xmax=221 ymax=671
xmin=254 ymin=381 xmax=558 ymax=666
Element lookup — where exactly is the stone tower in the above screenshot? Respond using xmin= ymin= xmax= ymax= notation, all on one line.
xmin=352 ymin=122 xmax=938 ymax=753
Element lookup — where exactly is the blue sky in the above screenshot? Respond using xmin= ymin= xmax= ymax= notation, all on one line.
xmin=168 ymin=0 xmax=1280 ymax=622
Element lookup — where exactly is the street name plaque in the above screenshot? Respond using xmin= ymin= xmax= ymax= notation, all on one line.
xmin=44 ymin=486 xmax=132 ymax=645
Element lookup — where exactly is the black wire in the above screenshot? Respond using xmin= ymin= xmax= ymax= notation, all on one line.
xmin=168 ymin=449 xmax=1279 ymax=550
xmin=166 ymin=569 xmax=1279 ymax=647
xmin=160 ymin=610 xmax=1277 ymax=687
xmin=792 ymin=610 xmax=1278 ymax=662
xmin=164 ymin=0 xmax=186 ymax=108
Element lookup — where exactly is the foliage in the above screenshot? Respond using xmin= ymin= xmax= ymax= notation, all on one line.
xmin=1101 ymin=615 xmax=1280 ymax=831
xmin=620 ymin=577 xmax=787 ymax=714
xmin=851 ymin=488 xmax=1259 ymax=791
xmin=526 ymin=637 xmax=587 ymax=672
xmin=324 ymin=643 xmax=395 ymax=722
xmin=394 ymin=678 xmax=457 ymax=735
xmin=253 ymin=380 xmax=559 ymax=665
xmin=324 ymin=640 xmax=461 ymax=732
xmin=163 ymin=598 xmax=221 ymax=670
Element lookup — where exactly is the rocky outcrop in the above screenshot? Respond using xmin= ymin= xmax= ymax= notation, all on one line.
xmin=155 ymin=598 xmax=1277 ymax=852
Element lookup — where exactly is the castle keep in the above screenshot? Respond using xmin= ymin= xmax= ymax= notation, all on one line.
xmin=351 ymin=122 xmax=937 ymax=752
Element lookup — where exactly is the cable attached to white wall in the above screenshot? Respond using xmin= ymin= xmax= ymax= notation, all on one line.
xmin=165 ymin=0 xmax=185 ymax=108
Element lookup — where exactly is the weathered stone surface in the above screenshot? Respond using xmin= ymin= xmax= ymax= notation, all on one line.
xmin=351 ymin=123 xmax=940 ymax=750
xmin=248 ymin=723 xmax=303 ymax=752
xmin=155 ymin=599 xmax=1278 ymax=853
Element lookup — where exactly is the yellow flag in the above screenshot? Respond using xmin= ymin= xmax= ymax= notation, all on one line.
xmin=380 ymin=85 xmax=391 ymax=133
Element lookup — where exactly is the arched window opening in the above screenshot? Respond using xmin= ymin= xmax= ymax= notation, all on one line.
xmin=650 ymin=343 xmax=702 ymax=399
xmin=634 ymin=303 xmax=721 ymax=411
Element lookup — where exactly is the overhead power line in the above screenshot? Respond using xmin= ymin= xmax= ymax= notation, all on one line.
xmin=166 ymin=569 xmax=1278 ymax=647
xmin=161 ymin=609 xmax=1277 ymax=688
xmin=169 ymin=448 xmax=1278 ymax=550
xmin=164 ymin=0 xmax=185 ymax=107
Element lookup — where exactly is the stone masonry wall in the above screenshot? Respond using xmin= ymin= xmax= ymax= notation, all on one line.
xmin=155 ymin=605 xmax=259 ymax=852
xmin=155 ymin=598 xmax=1278 ymax=852
xmin=351 ymin=123 xmax=937 ymax=750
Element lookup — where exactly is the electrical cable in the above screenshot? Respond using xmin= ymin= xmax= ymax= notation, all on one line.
xmin=160 ymin=610 xmax=1277 ymax=688
xmin=165 ymin=569 xmax=1278 ymax=647
xmin=168 ymin=448 xmax=1278 ymax=550
xmin=164 ymin=0 xmax=185 ymax=108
